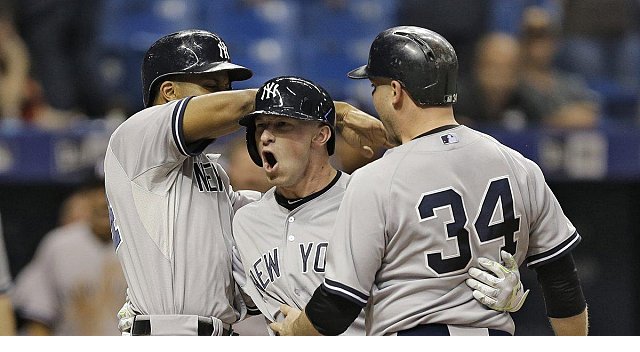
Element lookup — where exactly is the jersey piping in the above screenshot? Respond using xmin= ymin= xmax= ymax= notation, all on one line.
xmin=526 ymin=231 xmax=581 ymax=268
xmin=170 ymin=96 xmax=214 ymax=156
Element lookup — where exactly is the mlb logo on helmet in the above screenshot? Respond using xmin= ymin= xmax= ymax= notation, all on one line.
xmin=441 ymin=133 xmax=459 ymax=145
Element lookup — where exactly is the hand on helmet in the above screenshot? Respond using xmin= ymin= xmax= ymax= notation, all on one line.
xmin=334 ymin=102 xmax=397 ymax=158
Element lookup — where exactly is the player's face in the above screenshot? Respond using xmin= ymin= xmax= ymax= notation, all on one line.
xmin=253 ymin=114 xmax=323 ymax=187
xmin=173 ymin=71 xmax=231 ymax=97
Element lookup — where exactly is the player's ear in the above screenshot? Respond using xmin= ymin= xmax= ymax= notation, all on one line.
xmin=390 ymin=80 xmax=403 ymax=105
xmin=313 ymin=124 xmax=331 ymax=147
xmin=157 ymin=81 xmax=179 ymax=103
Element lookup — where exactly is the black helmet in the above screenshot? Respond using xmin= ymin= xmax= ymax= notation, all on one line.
xmin=239 ymin=76 xmax=336 ymax=167
xmin=348 ymin=26 xmax=458 ymax=106
xmin=141 ymin=29 xmax=253 ymax=107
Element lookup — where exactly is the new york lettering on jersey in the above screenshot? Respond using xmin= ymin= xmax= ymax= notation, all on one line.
xmin=194 ymin=161 xmax=223 ymax=192
xmin=250 ymin=242 xmax=329 ymax=291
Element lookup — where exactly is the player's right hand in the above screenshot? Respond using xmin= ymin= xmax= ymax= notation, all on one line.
xmin=465 ymin=250 xmax=529 ymax=313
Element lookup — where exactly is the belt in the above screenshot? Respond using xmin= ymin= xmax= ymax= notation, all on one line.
xmin=397 ymin=323 xmax=511 ymax=336
xmin=131 ymin=317 xmax=234 ymax=336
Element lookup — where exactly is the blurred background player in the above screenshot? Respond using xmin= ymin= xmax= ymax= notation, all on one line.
xmin=11 ymin=177 xmax=125 ymax=335
xmin=517 ymin=6 xmax=600 ymax=129
xmin=454 ymin=32 xmax=529 ymax=129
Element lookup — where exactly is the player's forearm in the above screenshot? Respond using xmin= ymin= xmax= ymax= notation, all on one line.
xmin=292 ymin=309 xmax=322 ymax=336
xmin=549 ymin=307 xmax=588 ymax=336
xmin=183 ymin=89 xmax=257 ymax=142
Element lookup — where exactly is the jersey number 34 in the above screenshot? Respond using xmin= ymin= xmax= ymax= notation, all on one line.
xmin=417 ymin=176 xmax=520 ymax=275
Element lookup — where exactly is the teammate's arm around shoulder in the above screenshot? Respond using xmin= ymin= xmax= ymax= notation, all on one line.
xmin=182 ymin=89 xmax=257 ymax=143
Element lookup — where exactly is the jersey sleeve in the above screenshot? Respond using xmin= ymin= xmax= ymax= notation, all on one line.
xmin=322 ymin=170 xmax=387 ymax=307
xmin=211 ymin=160 xmax=262 ymax=212
xmin=524 ymin=160 xmax=581 ymax=268
xmin=230 ymin=190 xmax=262 ymax=213
xmin=10 ymin=236 xmax=59 ymax=325
xmin=108 ymin=97 xmax=213 ymax=191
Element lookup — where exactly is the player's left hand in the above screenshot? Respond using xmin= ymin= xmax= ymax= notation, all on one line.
xmin=269 ymin=304 xmax=302 ymax=336
xmin=334 ymin=102 xmax=397 ymax=158
xmin=466 ymin=250 xmax=530 ymax=312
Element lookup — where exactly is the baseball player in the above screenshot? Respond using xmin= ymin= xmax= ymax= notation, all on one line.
xmin=233 ymin=76 xmax=531 ymax=336
xmin=11 ymin=178 xmax=124 ymax=336
xmin=105 ymin=29 xmax=391 ymax=336
xmin=0 ymin=212 xmax=16 ymax=335
xmin=270 ymin=26 xmax=588 ymax=336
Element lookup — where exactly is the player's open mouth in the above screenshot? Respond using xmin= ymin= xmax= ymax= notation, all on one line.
xmin=262 ymin=151 xmax=278 ymax=171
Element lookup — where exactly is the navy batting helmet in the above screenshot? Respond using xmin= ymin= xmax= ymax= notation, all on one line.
xmin=239 ymin=76 xmax=336 ymax=167
xmin=141 ymin=29 xmax=253 ymax=107
xmin=348 ymin=26 xmax=458 ymax=106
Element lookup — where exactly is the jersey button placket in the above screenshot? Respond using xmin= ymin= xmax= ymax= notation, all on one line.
xmin=284 ymin=213 xmax=298 ymax=303
xmin=287 ymin=216 xmax=295 ymax=241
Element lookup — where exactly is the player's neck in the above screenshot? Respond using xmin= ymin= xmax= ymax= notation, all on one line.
xmin=399 ymin=106 xmax=457 ymax=143
xmin=277 ymin=161 xmax=338 ymax=199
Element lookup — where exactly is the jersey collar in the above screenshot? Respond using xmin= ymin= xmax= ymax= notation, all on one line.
xmin=275 ymin=171 xmax=342 ymax=211
xmin=411 ymin=124 xmax=460 ymax=141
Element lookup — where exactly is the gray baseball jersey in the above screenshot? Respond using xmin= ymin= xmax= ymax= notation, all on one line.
xmin=104 ymin=97 xmax=260 ymax=323
xmin=11 ymin=222 xmax=122 ymax=335
xmin=232 ymin=172 xmax=365 ymax=335
xmin=0 ymin=212 xmax=12 ymax=294
xmin=323 ymin=125 xmax=581 ymax=335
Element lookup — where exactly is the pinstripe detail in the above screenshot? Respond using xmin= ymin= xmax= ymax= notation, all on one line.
xmin=526 ymin=231 xmax=581 ymax=268
xmin=323 ymin=279 xmax=368 ymax=307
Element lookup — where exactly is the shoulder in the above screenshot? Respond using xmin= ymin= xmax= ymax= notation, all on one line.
xmin=470 ymin=128 xmax=544 ymax=179
xmin=234 ymin=188 xmax=276 ymax=220
xmin=346 ymin=156 xmax=395 ymax=195
xmin=334 ymin=171 xmax=352 ymax=190
xmin=35 ymin=222 xmax=93 ymax=254
xmin=110 ymin=100 xmax=183 ymax=138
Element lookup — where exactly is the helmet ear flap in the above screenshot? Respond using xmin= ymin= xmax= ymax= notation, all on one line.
xmin=245 ymin=123 xmax=263 ymax=167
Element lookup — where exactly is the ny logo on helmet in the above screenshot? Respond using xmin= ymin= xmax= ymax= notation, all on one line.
xmin=218 ymin=41 xmax=229 ymax=60
xmin=261 ymin=82 xmax=281 ymax=101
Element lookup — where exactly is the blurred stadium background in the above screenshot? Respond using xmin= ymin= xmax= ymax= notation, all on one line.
xmin=1 ymin=0 xmax=639 ymax=336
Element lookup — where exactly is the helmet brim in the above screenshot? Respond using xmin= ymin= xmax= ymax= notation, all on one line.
xmin=239 ymin=109 xmax=323 ymax=127
xmin=347 ymin=65 xmax=369 ymax=79
xmin=203 ymin=61 xmax=253 ymax=82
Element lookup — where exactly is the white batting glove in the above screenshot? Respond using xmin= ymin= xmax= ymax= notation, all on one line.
xmin=466 ymin=250 xmax=530 ymax=312
xmin=117 ymin=300 xmax=136 ymax=334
